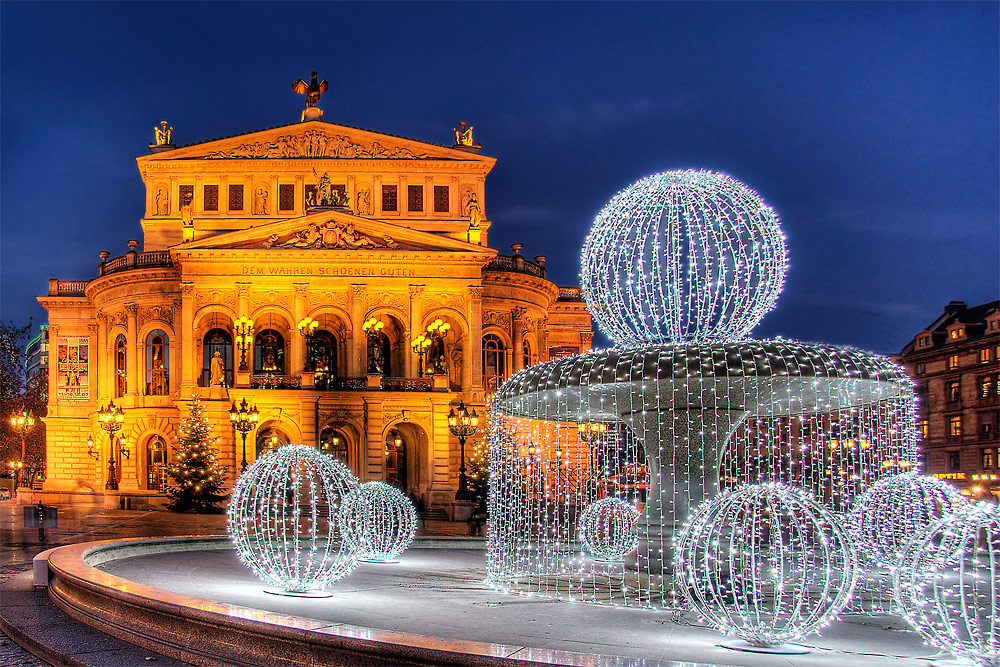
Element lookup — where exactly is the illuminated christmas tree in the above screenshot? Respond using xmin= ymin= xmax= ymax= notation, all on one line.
xmin=166 ymin=396 xmax=229 ymax=513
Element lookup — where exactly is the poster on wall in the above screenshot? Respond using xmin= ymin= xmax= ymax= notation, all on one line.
xmin=57 ymin=336 xmax=89 ymax=401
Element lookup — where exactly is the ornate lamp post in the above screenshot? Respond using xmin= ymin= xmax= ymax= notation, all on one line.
xmin=448 ymin=401 xmax=479 ymax=500
xmin=297 ymin=316 xmax=319 ymax=371
xmin=8 ymin=408 xmax=35 ymax=489
xmin=97 ymin=401 xmax=127 ymax=490
xmin=412 ymin=319 xmax=450 ymax=377
xmin=229 ymin=398 xmax=259 ymax=472
xmin=362 ymin=317 xmax=385 ymax=374
xmin=234 ymin=316 xmax=254 ymax=372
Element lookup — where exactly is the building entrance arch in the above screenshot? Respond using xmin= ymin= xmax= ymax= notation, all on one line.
xmin=255 ymin=422 xmax=292 ymax=458
xmin=384 ymin=422 xmax=428 ymax=496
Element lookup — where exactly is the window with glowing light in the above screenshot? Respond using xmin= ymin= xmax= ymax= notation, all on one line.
xmin=918 ymin=420 xmax=929 ymax=440
xmin=310 ymin=330 xmax=338 ymax=390
xmin=949 ymin=415 xmax=962 ymax=438
xmin=522 ymin=339 xmax=532 ymax=369
xmin=482 ymin=334 xmax=506 ymax=393
xmin=145 ymin=330 xmax=169 ymax=396
xmin=948 ymin=380 xmax=961 ymax=403
xmin=948 ymin=354 xmax=959 ymax=370
xmin=114 ymin=334 xmax=126 ymax=397
xmin=319 ymin=425 xmax=349 ymax=466
xmin=254 ymin=329 xmax=285 ymax=374
xmin=981 ymin=348 xmax=992 ymax=364
xmin=981 ymin=413 xmax=995 ymax=438
xmin=385 ymin=431 xmax=406 ymax=491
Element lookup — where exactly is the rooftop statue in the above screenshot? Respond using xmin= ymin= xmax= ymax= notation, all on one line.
xmin=292 ymin=71 xmax=328 ymax=108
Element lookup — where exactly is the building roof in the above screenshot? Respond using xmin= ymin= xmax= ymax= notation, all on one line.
xmin=899 ymin=300 xmax=1000 ymax=356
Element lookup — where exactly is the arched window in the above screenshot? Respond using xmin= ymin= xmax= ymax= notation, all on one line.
xmin=319 ymin=425 xmax=348 ymax=465
xmin=114 ymin=334 xmax=127 ymax=397
xmin=482 ymin=333 xmax=506 ymax=393
xmin=522 ymin=339 xmax=532 ymax=369
xmin=255 ymin=425 xmax=290 ymax=457
xmin=311 ymin=330 xmax=338 ymax=390
xmin=202 ymin=328 xmax=233 ymax=387
xmin=254 ymin=329 xmax=285 ymax=374
xmin=146 ymin=435 xmax=168 ymax=492
xmin=145 ymin=329 xmax=169 ymax=396
xmin=367 ymin=331 xmax=392 ymax=376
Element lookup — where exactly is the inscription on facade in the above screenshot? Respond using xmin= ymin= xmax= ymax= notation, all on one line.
xmin=241 ymin=265 xmax=417 ymax=277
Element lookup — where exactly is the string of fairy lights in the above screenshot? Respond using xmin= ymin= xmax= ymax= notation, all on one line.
xmin=341 ymin=481 xmax=417 ymax=562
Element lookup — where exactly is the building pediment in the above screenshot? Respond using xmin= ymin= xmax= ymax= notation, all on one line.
xmin=173 ymin=209 xmax=493 ymax=256
xmin=139 ymin=121 xmax=494 ymax=164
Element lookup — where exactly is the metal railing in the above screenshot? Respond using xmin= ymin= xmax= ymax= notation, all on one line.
xmin=557 ymin=286 xmax=585 ymax=301
xmin=485 ymin=254 xmax=545 ymax=278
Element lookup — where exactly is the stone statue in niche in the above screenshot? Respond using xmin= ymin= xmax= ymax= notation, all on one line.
xmin=356 ymin=188 xmax=372 ymax=216
xmin=311 ymin=169 xmax=349 ymax=207
xmin=464 ymin=191 xmax=482 ymax=227
xmin=209 ymin=351 xmax=225 ymax=386
xmin=180 ymin=195 xmax=193 ymax=228
xmin=368 ymin=338 xmax=385 ymax=375
xmin=155 ymin=188 xmax=169 ymax=216
xmin=253 ymin=187 xmax=268 ymax=215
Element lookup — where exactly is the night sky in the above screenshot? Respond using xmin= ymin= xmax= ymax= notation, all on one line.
xmin=2 ymin=2 xmax=996 ymax=355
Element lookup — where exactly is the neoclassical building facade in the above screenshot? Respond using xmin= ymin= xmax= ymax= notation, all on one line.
xmin=38 ymin=93 xmax=592 ymax=511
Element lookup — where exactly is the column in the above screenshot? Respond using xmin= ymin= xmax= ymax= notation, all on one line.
xmin=180 ymin=284 xmax=196 ymax=391
xmin=291 ymin=283 xmax=307 ymax=376
xmin=511 ymin=307 xmax=525 ymax=373
xmin=295 ymin=175 xmax=305 ymax=216
xmin=408 ymin=285 xmax=425 ymax=378
xmin=468 ymin=286 xmax=484 ymax=391
xmin=171 ymin=299 xmax=182 ymax=395
xmin=236 ymin=283 xmax=251 ymax=386
xmin=349 ymin=285 xmax=366 ymax=376
xmin=125 ymin=303 xmax=139 ymax=402
xmin=373 ymin=175 xmax=382 ymax=216
xmin=96 ymin=314 xmax=108 ymax=402
xmin=451 ymin=176 xmax=459 ymax=218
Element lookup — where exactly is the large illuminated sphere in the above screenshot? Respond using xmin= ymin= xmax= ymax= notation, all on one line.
xmin=578 ymin=497 xmax=640 ymax=561
xmin=894 ymin=502 xmax=1000 ymax=667
xmin=847 ymin=472 xmax=966 ymax=567
xmin=676 ymin=483 xmax=858 ymax=649
xmin=581 ymin=170 xmax=786 ymax=346
xmin=228 ymin=445 xmax=360 ymax=593
xmin=341 ymin=481 xmax=417 ymax=562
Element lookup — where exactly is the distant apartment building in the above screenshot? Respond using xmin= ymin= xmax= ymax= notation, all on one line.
xmin=897 ymin=300 xmax=1000 ymax=500
xmin=25 ymin=324 xmax=48 ymax=384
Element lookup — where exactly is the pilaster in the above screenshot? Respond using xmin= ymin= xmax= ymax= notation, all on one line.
xmin=171 ymin=299 xmax=182 ymax=395
xmin=125 ymin=303 xmax=139 ymax=403
xmin=349 ymin=284 xmax=366 ymax=376
xmin=469 ymin=285 xmax=484 ymax=391
xmin=180 ymin=283 xmax=196 ymax=391
xmin=408 ymin=285 xmax=425 ymax=378
xmin=291 ymin=283 xmax=307 ymax=376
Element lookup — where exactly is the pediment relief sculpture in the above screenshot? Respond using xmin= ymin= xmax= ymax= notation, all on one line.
xmin=262 ymin=220 xmax=402 ymax=251
xmin=207 ymin=129 xmax=427 ymax=160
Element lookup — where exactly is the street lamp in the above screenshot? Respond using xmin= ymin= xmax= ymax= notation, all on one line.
xmin=412 ymin=319 xmax=450 ymax=377
xmin=86 ymin=436 xmax=100 ymax=460
xmin=297 ymin=316 xmax=320 ymax=371
xmin=234 ymin=316 xmax=254 ymax=372
xmin=576 ymin=421 xmax=608 ymax=447
xmin=229 ymin=398 xmax=259 ymax=472
xmin=97 ymin=401 xmax=126 ymax=490
xmin=8 ymin=408 xmax=35 ymax=489
xmin=7 ymin=461 xmax=22 ymax=497
xmin=448 ymin=401 xmax=479 ymax=500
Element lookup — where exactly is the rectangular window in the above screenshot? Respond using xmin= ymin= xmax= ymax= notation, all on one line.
xmin=433 ymin=185 xmax=449 ymax=213
xmin=918 ymin=419 xmax=929 ymax=439
xmin=279 ymin=184 xmax=295 ymax=211
xmin=948 ymin=451 xmax=961 ymax=471
xmin=179 ymin=184 xmax=194 ymax=207
xmin=983 ymin=448 xmax=995 ymax=470
xmin=382 ymin=185 xmax=397 ymax=212
xmin=916 ymin=362 xmax=926 ymax=375
xmin=203 ymin=184 xmax=219 ymax=211
xmin=982 ymin=414 xmax=995 ymax=437
xmin=981 ymin=376 xmax=994 ymax=398
xmin=949 ymin=415 xmax=962 ymax=438
xmin=981 ymin=348 xmax=992 ymax=364
xmin=948 ymin=380 xmax=961 ymax=402
xmin=228 ymin=184 xmax=244 ymax=211
xmin=408 ymin=185 xmax=423 ymax=212
xmin=948 ymin=354 xmax=959 ymax=370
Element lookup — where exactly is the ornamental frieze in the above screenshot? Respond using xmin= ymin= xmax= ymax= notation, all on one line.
xmin=365 ymin=291 xmax=407 ymax=316
xmin=194 ymin=289 xmax=238 ymax=310
xmin=138 ymin=304 xmax=175 ymax=327
xmin=319 ymin=408 xmax=363 ymax=425
xmin=206 ymin=130 xmax=427 ymax=160
xmin=261 ymin=219 xmax=400 ymax=250
xmin=483 ymin=310 xmax=511 ymax=331
xmin=425 ymin=291 xmax=466 ymax=313
xmin=381 ymin=409 xmax=431 ymax=426
xmin=249 ymin=290 xmax=293 ymax=312
xmin=306 ymin=290 xmax=350 ymax=310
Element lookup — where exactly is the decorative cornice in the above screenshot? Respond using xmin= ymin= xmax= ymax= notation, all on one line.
xmin=408 ymin=285 xmax=425 ymax=298
xmin=206 ymin=130 xmax=428 ymax=160
xmin=468 ymin=285 xmax=485 ymax=299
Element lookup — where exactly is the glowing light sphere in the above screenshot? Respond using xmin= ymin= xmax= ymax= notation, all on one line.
xmin=578 ymin=497 xmax=640 ymax=561
xmin=894 ymin=502 xmax=1000 ymax=667
xmin=581 ymin=169 xmax=786 ymax=346
xmin=228 ymin=445 xmax=360 ymax=594
xmin=847 ymin=472 xmax=966 ymax=567
xmin=341 ymin=481 xmax=418 ymax=562
xmin=675 ymin=483 xmax=858 ymax=651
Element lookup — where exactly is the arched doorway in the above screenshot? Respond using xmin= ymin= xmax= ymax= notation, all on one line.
xmin=319 ymin=424 xmax=350 ymax=467
xmin=255 ymin=423 xmax=291 ymax=458
xmin=202 ymin=328 xmax=233 ymax=387
xmin=385 ymin=429 xmax=406 ymax=491
xmin=384 ymin=422 xmax=428 ymax=496
xmin=146 ymin=435 xmax=168 ymax=492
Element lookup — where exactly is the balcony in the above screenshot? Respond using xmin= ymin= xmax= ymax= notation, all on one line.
xmin=246 ymin=374 xmax=434 ymax=392
xmin=99 ymin=250 xmax=174 ymax=277
xmin=557 ymin=287 xmax=585 ymax=302
xmin=485 ymin=254 xmax=546 ymax=278
xmin=47 ymin=280 xmax=89 ymax=296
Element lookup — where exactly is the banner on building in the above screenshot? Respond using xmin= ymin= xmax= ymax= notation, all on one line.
xmin=57 ymin=337 xmax=89 ymax=401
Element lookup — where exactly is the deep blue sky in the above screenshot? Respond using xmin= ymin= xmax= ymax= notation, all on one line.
xmin=2 ymin=2 xmax=997 ymax=354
